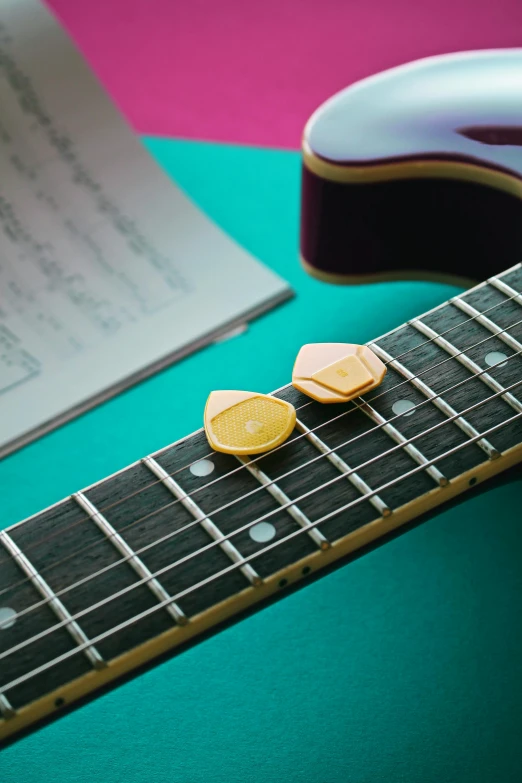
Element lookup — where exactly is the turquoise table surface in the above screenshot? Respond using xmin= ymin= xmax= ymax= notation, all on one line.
xmin=1 ymin=139 xmax=522 ymax=782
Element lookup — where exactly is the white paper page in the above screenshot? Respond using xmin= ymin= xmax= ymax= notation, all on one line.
xmin=0 ymin=0 xmax=291 ymax=458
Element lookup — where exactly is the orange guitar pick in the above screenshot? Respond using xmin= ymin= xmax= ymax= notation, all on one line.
xmin=292 ymin=343 xmax=386 ymax=403
xmin=204 ymin=391 xmax=296 ymax=455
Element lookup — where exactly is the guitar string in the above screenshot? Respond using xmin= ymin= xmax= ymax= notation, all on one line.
xmin=0 ymin=286 xmax=520 ymax=587
xmin=2 ymin=346 xmax=521 ymax=629
xmin=0 ymin=279 xmax=518 ymax=570
xmin=0 ymin=313 xmax=521 ymax=608
xmin=1 ymin=380 xmax=520 ymax=666
xmin=1 ymin=372 xmax=521 ymax=668
xmin=1 ymin=312 xmax=521 ymax=607
xmin=1 ymin=403 xmax=520 ymax=695
xmin=3 ymin=345 xmax=521 ymax=633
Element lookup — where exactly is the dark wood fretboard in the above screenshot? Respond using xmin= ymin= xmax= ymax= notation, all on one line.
xmin=1 ymin=264 xmax=522 ymax=742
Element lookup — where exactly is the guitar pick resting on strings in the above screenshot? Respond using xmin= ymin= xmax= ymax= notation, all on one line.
xmin=204 ymin=344 xmax=387 ymax=454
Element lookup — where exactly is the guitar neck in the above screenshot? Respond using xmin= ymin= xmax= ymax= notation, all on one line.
xmin=1 ymin=264 xmax=522 ymax=743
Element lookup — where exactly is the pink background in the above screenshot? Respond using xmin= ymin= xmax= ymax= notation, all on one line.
xmin=46 ymin=0 xmax=522 ymax=148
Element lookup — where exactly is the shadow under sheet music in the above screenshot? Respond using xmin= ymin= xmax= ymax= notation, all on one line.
xmin=0 ymin=0 xmax=291 ymax=459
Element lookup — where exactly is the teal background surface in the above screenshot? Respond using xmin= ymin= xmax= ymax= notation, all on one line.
xmin=1 ymin=139 xmax=521 ymax=781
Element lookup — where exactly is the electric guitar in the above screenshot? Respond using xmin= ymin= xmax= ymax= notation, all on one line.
xmin=1 ymin=50 xmax=521 ymax=758
xmin=301 ymin=48 xmax=522 ymax=286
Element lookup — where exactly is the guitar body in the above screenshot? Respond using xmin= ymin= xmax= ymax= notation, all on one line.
xmin=301 ymin=50 xmax=522 ymax=286
xmin=2 ymin=52 xmax=522 ymax=783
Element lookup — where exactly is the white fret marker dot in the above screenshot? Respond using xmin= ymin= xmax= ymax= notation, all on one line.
xmin=392 ymin=399 xmax=416 ymax=417
xmin=485 ymin=351 xmax=508 ymax=368
xmin=190 ymin=459 xmax=215 ymax=477
xmin=0 ymin=607 xmax=16 ymax=630
xmin=249 ymin=522 xmax=276 ymax=543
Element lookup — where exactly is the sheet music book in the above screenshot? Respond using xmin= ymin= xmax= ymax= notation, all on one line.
xmin=0 ymin=0 xmax=292 ymax=459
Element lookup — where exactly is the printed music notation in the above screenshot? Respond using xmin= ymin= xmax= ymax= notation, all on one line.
xmin=0 ymin=326 xmax=40 ymax=396
xmin=0 ymin=0 xmax=290 ymax=458
xmin=0 ymin=15 xmax=189 ymax=361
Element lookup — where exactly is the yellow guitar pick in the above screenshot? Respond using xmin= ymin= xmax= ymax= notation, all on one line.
xmin=204 ymin=391 xmax=296 ymax=455
xmin=292 ymin=343 xmax=386 ymax=403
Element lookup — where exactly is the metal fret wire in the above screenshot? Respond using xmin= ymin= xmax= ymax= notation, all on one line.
xmin=452 ymin=298 xmax=522 ymax=355
xmin=412 ymin=321 xmax=522 ymax=415
xmin=0 ymin=695 xmax=15 ymax=720
xmin=0 ymin=531 xmax=106 ymax=671
xmin=2 ymin=307 xmax=522 ymax=602
xmin=1 ymin=374 xmax=521 ymax=672
xmin=491 ymin=277 xmax=522 ymax=304
xmin=294 ymin=420 xmax=391 ymax=518
xmin=1 ymin=334 xmax=522 ymax=623
xmin=73 ymin=491 xmax=188 ymax=624
xmin=141 ymin=456 xmax=263 ymax=585
xmin=236 ymin=454 xmax=331 ymax=550
xmin=369 ymin=343 xmax=500 ymax=459
xmin=355 ymin=399 xmax=448 ymax=486
xmin=1 ymin=273 xmax=520 ymax=570
xmin=0 ymin=272 xmax=520 ymax=622
xmin=2 ymin=334 xmax=522 ymax=623
xmin=1 ymin=404 xmax=521 ymax=697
